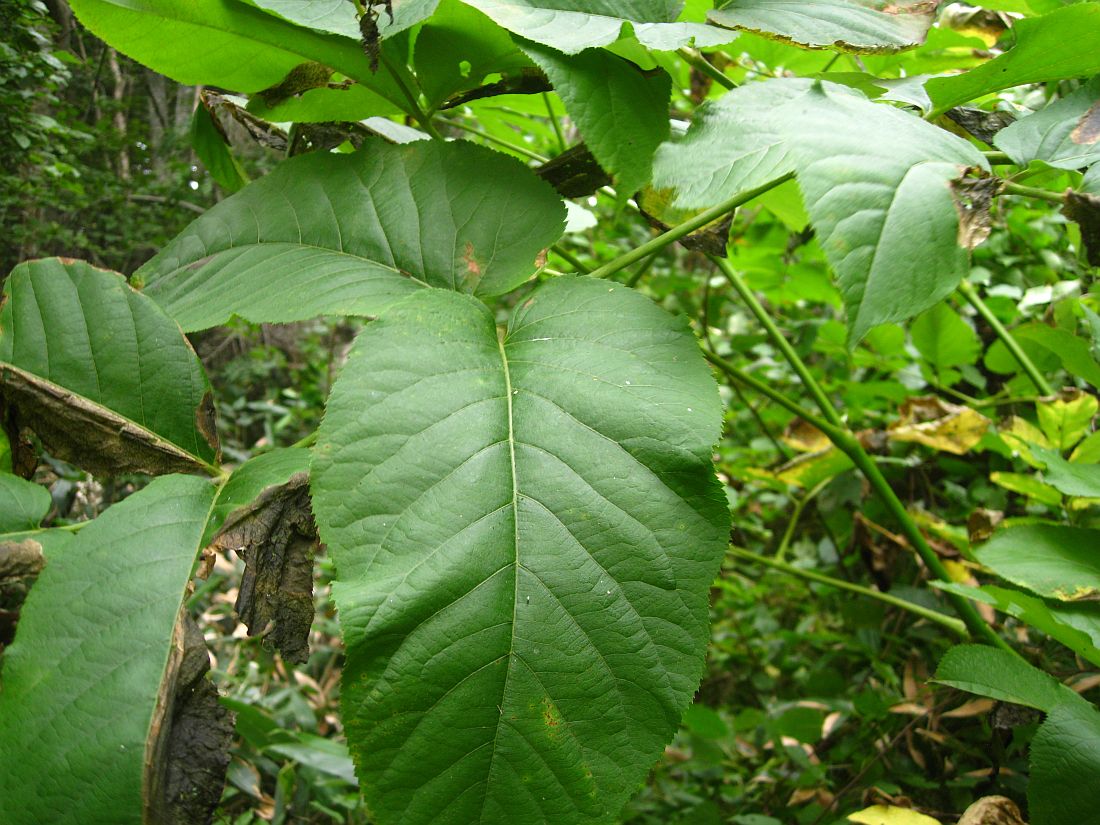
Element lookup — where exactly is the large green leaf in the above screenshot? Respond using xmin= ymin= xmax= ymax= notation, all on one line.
xmin=241 ymin=0 xmax=360 ymax=37
xmin=203 ymin=447 xmax=312 ymax=545
xmin=461 ymin=0 xmax=735 ymax=53
xmin=654 ymin=79 xmax=987 ymax=342
xmin=0 ymin=474 xmax=228 ymax=825
xmin=976 ymin=524 xmax=1100 ymax=602
xmin=139 ymin=139 xmax=566 ymax=331
xmin=66 ymin=0 xmax=405 ymax=107
xmin=311 ymin=277 xmax=727 ymax=825
xmin=524 ymin=43 xmax=671 ymax=196
xmin=994 ymin=76 xmax=1100 ymax=170
xmin=1031 ymin=701 xmax=1100 ymax=825
xmin=935 ymin=644 xmax=1082 ymax=712
xmin=708 ymin=0 xmax=938 ymax=54
xmin=926 ymin=5 xmax=1100 ymax=116
xmin=0 ymin=474 xmax=51 ymax=534
xmin=0 ymin=258 xmax=219 ymax=475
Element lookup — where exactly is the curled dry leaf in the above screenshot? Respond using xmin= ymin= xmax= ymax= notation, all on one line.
xmin=0 ymin=539 xmax=45 ymax=654
xmin=0 ymin=365 xmax=216 ymax=477
xmin=212 ymin=472 xmax=316 ymax=664
xmin=888 ymin=396 xmax=991 ymax=455
xmin=145 ymin=608 xmax=236 ymax=825
xmin=1062 ymin=189 xmax=1100 ymax=267
xmin=951 ymin=175 xmax=1001 ymax=250
xmin=967 ymin=508 xmax=1004 ymax=546
xmin=536 ymin=143 xmax=612 ymax=198
xmin=957 ymin=795 xmax=1027 ymax=825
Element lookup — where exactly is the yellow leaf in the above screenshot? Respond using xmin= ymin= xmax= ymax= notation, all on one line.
xmin=848 ymin=804 xmax=942 ymax=825
xmin=888 ymin=397 xmax=990 ymax=455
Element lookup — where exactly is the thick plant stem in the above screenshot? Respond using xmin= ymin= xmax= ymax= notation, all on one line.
xmin=552 ymin=244 xmax=590 ymax=274
xmin=957 ymin=280 xmax=1054 ymax=395
xmin=705 ymin=300 xmax=1016 ymax=652
xmin=588 ymin=173 xmax=794 ymax=280
xmin=712 ymin=256 xmax=844 ymax=429
xmin=728 ymin=546 xmax=968 ymax=637
xmin=1000 ymin=180 xmax=1065 ymax=205
xmin=676 ymin=47 xmax=736 ymax=90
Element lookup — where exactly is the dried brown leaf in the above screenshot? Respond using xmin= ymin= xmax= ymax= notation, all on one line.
xmin=0 ymin=364 xmax=214 ymax=477
xmin=213 ymin=472 xmax=316 ymax=664
xmin=1063 ymin=189 xmax=1100 ymax=267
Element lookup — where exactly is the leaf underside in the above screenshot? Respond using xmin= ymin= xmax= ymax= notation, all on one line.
xmin=311 ymin=277 xmax=728 ymax=825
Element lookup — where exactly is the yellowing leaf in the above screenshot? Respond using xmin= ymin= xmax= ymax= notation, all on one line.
xmin=1037 ymin=389 xmax=1098 ymax=451
xmin=998 ymin=415 xmax=1052 ymax=467
xmin=888 ymin=397 xmax=990 ymax=455
xmin=848 ymin=804 xmax=942 ymax=825
xmin=773 ymin=447 xmax=854 ymax=488
xmin=783 ymin=418 xmax=834 ymax=453
xmin=990 ymin=472 xmax=1063 ymax=507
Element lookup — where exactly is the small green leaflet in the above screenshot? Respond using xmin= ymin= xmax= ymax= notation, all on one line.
xmin=311 ymin=277 xmax=728 ymax=825
xmin=140 ymin=139 xmax=566 ymax=331
xmin=523 ymin=42 xmax=671 ymax=197
xmin=995 ymin=76 xmax=1100 ymax=171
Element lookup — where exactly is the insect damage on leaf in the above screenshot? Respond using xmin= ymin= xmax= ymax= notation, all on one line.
xmin=1071 ymin=100 xmax=1100 ymax=146
xmin=212 ymin=472 xmax=317 ymax=664
xmin=144 ymin=609 xmax=235 ymax=825
xmin=0 ymin=539 xmax=45 ymax=658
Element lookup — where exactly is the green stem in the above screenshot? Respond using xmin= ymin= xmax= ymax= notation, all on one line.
xmin=380 ymin=52 xmax=443 ymax=141
xmin=588 ymin=173 xmax=794 ymax=280
xmin=707 ymin=320 xmax=1016 ymax=652
xmin=543 ymin=91 xmax=568 ymax=152
xmin=625 ymin=250 xmax=659 ymax=287
xmin=712 ymin=256 xmax=844 ymax=428
xmin=676 ymin=47 xmax=736 ymax=90
xmin=705 ymin=350 xmax=840 ymax=436
xmin=957 ymin=279 xmax=1054 ymax=395
xmin=728 ymin=546 xmax=968 ymax=637
xmin=983 ymin=150 xmax=1013 ymax=165
xmin=1000 ymin=180 xmax=1065 ymax=205
xmin=290 ymin=429 xmax=318 ymax=449
xmin=551 ymin=244 xmax=590 ymax=274
xmin=775 ymin=477 xmax=830 ymax=562
xmin=438 ymin=118 xmax=547 ymax=162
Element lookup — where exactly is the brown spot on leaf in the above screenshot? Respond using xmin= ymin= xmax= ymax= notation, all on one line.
xmin=195 ymin=390 xmax=221 ymax=461
xmin=534 ymin=249 xmax=548 ymax=271
xmin=1063 ymin=189 xmax=1100 ymax=266
xmin=888 ymin=396 xmax=991 ymax=455
xmin=0 ymin=364 xmax=212 ymax=477
xmin=1071 ymin=100 xmax=1100 ymax=145
xmin=144 ymin=608 xmax=235 ymax=825
xmin=213 ymin=472 xmax=316 ymax=664
xmin=462 ymin=242 xmax=483 ymax=287
xmin=951 ymin=174 xmax=1001 ymax=250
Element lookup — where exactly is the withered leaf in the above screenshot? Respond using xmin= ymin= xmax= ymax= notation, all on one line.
xmin=888 ymin=396 xmax=991 ymax=455
xmin=958 ymin=795 xmax=1027 ymax=825
xmin=1063 ymin=189 xmax=1100 ymax=267
xmin=951 ymin=175 xmax=1001 ymax=250
xmin=946 ymin=107 xmax=1016 ymax=145
xmin=0 ymin=364 xmax=214 ymax=477
xmin=0 ymin=539 xmax=45 ymax=654
xmin=145 ymin=609 xmax=235 ymax=825
xmin=536 ymin=143 xmax=612 ymax=199
xmin=213 ymin=472 xmax=316 ymax=664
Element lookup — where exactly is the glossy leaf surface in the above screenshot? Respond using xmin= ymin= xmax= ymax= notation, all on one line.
xmin=140 ymin=140 xmax=566 ymax=331
xmin=311 ymin=277 xmax=727 ymax=824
